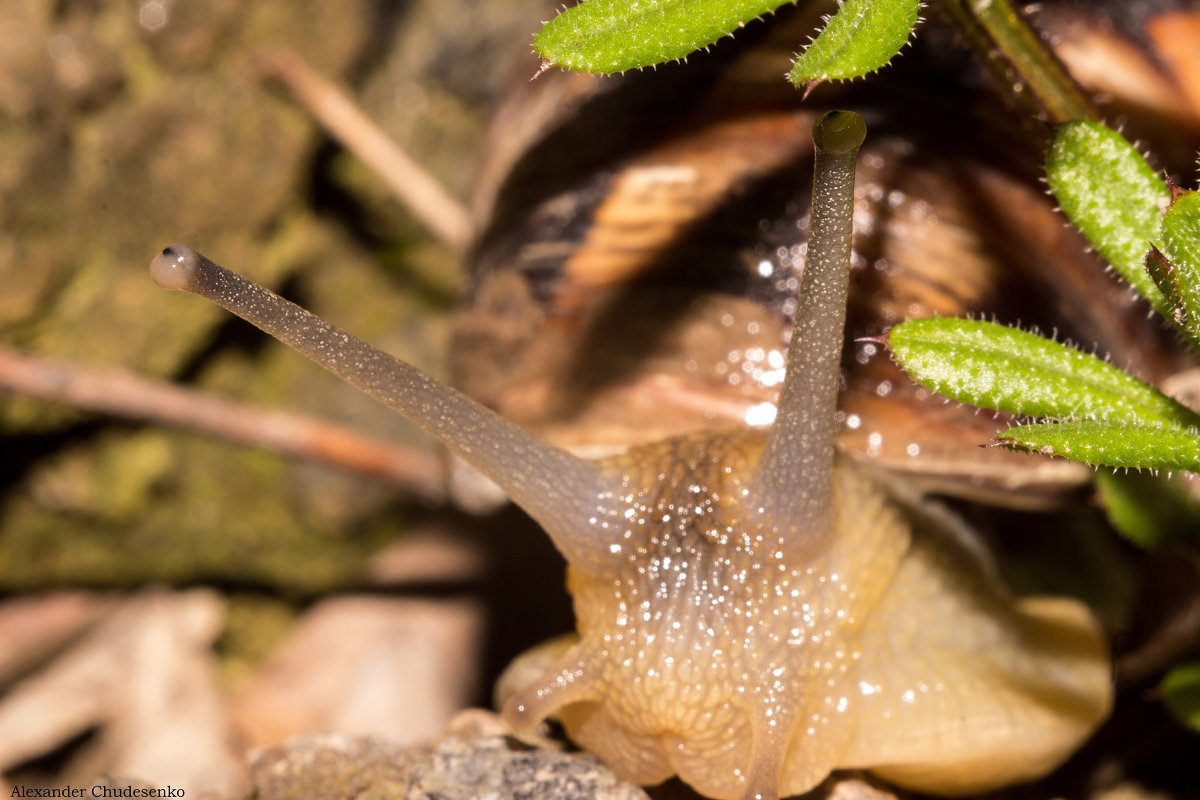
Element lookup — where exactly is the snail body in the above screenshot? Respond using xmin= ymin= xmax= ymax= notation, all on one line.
xmin=151 ymin=110 xmax=1110 ymax=800
xmin=512 ymin=432 xmax=1108 ymax=799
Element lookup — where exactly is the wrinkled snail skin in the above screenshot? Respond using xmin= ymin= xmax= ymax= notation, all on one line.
xmin=152 ymin=111 xmax=1111 ymax=800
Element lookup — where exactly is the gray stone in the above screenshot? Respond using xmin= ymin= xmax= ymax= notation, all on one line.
xmin=245 ymin=727 xmax=651 ymax=800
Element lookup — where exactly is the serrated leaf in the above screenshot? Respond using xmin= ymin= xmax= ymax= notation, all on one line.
xmin=1095 ymin=470 xmax=1200 ymax=548
xmin=996 ymin=420 xmax=1200 ymax=471
xmin=1046 ymin=120 xmax=1171 ymax=316
xmin=789 ymin=0 xmax=920 ymax=85
xmin=888 ymin=317 xmax=1200 ymax=427
xmin=533 ymin=0 xmax=793 ymax=74
xmin=1160 ymin=189 xmax=1200 ymax=346
xmin=1162 ymin=662 xmax=1200 ymax=732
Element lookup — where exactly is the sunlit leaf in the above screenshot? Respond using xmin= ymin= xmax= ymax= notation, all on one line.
xmin=1160 ymin=189 xmax=1200 ymax=347
xmin=1046 ymin=120 xmax=1171 ymax=316
xmin=996 ymin=420 xmax=1200 ymax=471
xmin=534 ymin=0 xmax=793 ymax=74
xmin=887 ymin=317 xmax=1200 ymax=427
xmin=788 ymin=0 xmax=920 ymax=86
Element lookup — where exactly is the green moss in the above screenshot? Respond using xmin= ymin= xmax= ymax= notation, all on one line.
xmin=216 ymin=593 xmax=299 ymax=685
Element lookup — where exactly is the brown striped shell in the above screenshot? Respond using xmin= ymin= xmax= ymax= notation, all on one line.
xmin=454 ymin=2 xmax=1197 ymax=509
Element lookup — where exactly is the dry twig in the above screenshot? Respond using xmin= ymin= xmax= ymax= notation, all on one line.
xmin=254 ymin=47 xmax=474 ymax=252
xmin=0 ymin=345 xmax=445 ymax=502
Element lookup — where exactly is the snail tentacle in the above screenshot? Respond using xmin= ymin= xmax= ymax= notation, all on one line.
xmin=501 ymin=648 xmax=599 ymax=728
xmin=750 ymin=110 xmax=865 ymax=546
xmin=150 ymin=244 xmax=619 ymax=567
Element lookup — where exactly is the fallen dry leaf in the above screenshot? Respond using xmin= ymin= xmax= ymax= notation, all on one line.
xmin=0 ymin=589 xmax=244 ymax=795
xmin=231 ymin=595 xmax=482 ymax=749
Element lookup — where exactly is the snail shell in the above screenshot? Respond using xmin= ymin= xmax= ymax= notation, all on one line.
xmin=454 ymin=2 xmax=1191 ymax=509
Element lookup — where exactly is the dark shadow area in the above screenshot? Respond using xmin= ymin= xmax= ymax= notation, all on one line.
xmin=1 ymin=726 xmax=100 ymax=789
xmin=475 ymin=503 xmax=574 ymax=708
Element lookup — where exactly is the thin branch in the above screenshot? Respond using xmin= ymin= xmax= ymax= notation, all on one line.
xmin=936 ymin=0 xmax=1097 ymax=124
xmin=0 ymin=346 xmax=445 ymax=503
xmin=254 ymin=47 xmax=474 ymax=252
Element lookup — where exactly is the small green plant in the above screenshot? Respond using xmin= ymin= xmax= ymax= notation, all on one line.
xmin=533 ymin=0 xmax=920 ymax=84
xmin=532 ymin=0 xmax=1092 ymax=119
xmin=888 ymin=121 xmax=1200 ymax=489
xmin=1047 ymin=121 xmax=1172 ymax=315
xmin=887 ymin=121 xmax=1200 ymax=732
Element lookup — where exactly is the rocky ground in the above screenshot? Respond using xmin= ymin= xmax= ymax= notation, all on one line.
xmin=0 ymin=0 xmax=576 ymax=795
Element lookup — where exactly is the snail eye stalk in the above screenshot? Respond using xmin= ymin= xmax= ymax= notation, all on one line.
xmin=150 ymin=244 xmax=618 ymax=569
xmin=750 ymin=110 xmax=865 ymax=550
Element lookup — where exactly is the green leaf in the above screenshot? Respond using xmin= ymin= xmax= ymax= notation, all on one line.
xmin=1160 ymin=189 xmax=1200 ymax=346
xmin=1095 ymin=470 xmax=1200 ymax=548
xmin=533 ymin=0 xmax=793 ymax=74
xmin=788 ymin=0 xmax=920 ymax=86
xmin=887 ymin=317 xmax=1200 ymax=427
xmin=1162 ymin=662 xmax=1200 ymax=732
xmin=1046 ymin=120 xmax=1171 ymax=316
xmin=996 ymin=420 xmax=1200 ymax=471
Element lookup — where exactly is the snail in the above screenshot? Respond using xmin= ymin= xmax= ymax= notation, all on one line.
xmin=455 ymin=1 xmax=1194 ymax=515
xmin=150 ymin=109 xmax=1111 ymax=800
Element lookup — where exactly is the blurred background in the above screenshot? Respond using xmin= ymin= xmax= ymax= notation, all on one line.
xmin=0 ymin=0 xmax=564 ymax=794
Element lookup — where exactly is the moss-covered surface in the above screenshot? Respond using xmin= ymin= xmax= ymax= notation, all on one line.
xmin=0 ymin=0 xmax=542 ymax=605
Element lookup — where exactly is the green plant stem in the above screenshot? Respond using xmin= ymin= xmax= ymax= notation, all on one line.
xmin=936 ymin=0 xmax=1096 ymax=123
